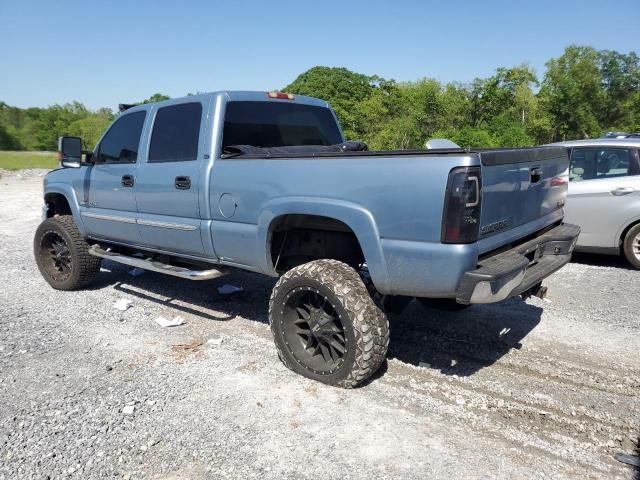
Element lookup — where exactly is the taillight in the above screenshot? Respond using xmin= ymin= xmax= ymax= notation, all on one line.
xmin=550 ymin=176 xmax=568 ymax=187
xmin=441 ymin=166 xmax=482 ymax=244
xmin=266 ymin=92 xmax=295 ymax=100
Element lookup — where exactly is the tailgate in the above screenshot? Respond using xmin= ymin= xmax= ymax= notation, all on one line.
xmin=478 ymin=147 xmax=569 ymax=244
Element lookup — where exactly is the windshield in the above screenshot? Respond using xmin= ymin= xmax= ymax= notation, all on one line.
xmin=222 ymin=101 xmax=343 ymax=148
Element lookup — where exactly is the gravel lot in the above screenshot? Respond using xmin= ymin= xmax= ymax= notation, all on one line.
xmin=1 ymin=171 xmax=638 ymax=479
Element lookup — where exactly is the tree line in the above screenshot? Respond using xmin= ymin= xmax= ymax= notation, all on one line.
xmin=0 ymin=94 xmax=169 ymax=152
xmin=1 ymin=45 xmax=638 ymax=152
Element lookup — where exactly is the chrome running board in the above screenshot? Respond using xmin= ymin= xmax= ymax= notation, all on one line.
xmin=88 ymin=245 xmax=227 ymax=281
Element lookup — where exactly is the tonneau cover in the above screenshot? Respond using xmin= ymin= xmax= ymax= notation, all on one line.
xmin=223 ymin=141 xmax=368 ymax=156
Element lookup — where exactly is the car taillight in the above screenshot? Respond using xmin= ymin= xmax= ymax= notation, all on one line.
xmin=441 ymin=166 xmax=481 ymax=244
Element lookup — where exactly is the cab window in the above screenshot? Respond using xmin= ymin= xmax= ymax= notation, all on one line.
xmin=148 ymin=103 xmax=202 ymax=162
xmin=569 ymin=148 xmax=635 ymax=182
xmin=95 ymin=111 xmax=146 ymax=164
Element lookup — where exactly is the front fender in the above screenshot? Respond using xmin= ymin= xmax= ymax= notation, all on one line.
xmin=257 ymin=196 xmax=391 ymax=292
xmin=44 ymin=183 xmax=87 ymax=236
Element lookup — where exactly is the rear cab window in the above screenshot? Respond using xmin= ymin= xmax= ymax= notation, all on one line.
xmin=222 ymin=101 xmax=342 ymax=149
xmin=569 ymin=148 xmax=640 ymax=181
xmin=149 ymin=102 xmax=202 ymax=162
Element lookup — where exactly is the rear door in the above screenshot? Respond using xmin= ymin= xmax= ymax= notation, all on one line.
xmin=134 ymin=100 xmax=208 ymax=256
xmin=81 ymin=110 xmax=146 ymax=243
xmin=477 ymin=147 xmax=569 ymax=251
xmin=564 ymin=147 xmax=640 ymax=248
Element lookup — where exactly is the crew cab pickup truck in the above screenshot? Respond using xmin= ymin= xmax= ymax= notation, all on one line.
xmin=34 ymin=91 xmax=579 ymax=387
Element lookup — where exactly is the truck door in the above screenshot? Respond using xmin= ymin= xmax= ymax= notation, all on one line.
xmin=81 ymin=110 xmax=146 ymax=244
xmin=565 ymin=147 xmax=640 ymax=248
xmin=134 ymin=101 xmax=208 ymax=256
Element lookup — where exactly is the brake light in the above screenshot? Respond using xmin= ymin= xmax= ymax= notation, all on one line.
xmin=266 ymin=92 xmax=295 ymax=100
xmin=550 ymin=176 xmax=568 ymax=187
xmin=441 ymin=167 xmax=482 ymax=244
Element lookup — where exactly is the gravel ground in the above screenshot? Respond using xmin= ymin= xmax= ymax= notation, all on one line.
xmin=1 ymin=172 xmax=638 ymax=479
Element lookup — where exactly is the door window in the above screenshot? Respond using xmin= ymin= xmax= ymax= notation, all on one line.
xmin=569 ymin=148 xmax=634 ymax=182
xmin=96 ymin=111 xmax=146 ymax=164
xmin=148 ymin=103 xmax=202 ymax=162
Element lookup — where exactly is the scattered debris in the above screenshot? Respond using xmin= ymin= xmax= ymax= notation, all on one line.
xmin=113 ymin=299 xmax=133 ymax=311
xmin=207 ymin=337 xmax=224 ymax=346
xmin=154 ymin=316 xmax=185 ymax=328
xmin=169 ymin=339 xmax=205 ymax=362
xmin=128 ymin=267 xmax=145 ymax=277
xmin=122 ymin=405 xmax=135 ymax=415
xmin=615 ymin=452 xmax=640 ymax=468
xmin=217 ymin=284 xmax=243 ymax=295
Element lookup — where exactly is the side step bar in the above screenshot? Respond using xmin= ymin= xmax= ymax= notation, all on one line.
xmin=88 ymin=245 xmax=227 ymax=281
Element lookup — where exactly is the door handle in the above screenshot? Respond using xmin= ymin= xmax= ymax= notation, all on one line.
xmin=530 ymin=167 xmax=542 ymax=184
xmin=175 ymin=176 xmax=191 ymax=190
xmin=121 ymin=175 xmax=135 ymax=187
xmin=611 ymin=187 xmax=635 ymax=196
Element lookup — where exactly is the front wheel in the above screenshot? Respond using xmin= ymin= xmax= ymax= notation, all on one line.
xmin=622 ymin=223 xmax=640 ymax=269
xmin=34 ymin=215 xmax=102 ymax=290
xmin=269 ymin=259 xmax=389 ymax=388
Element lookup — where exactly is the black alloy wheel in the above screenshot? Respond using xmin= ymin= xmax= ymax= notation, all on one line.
xmin=280 ymin=286 xmax=347 ymax=375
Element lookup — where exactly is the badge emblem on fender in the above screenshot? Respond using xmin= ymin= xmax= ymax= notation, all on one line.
xmin=480 ymin=218 xmax=511 ymax=236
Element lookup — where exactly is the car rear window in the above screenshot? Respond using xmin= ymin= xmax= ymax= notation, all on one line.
xmin=222 ymin=101 xmax=342 ymax=149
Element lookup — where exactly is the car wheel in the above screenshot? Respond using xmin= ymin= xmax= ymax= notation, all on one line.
xmin=34 ymin=215 xmax=102 ymax=290
xmin=622 ymin=223 xmax=640 ymax=269
xmin=269 ymin=259 xmax=389 ymax=388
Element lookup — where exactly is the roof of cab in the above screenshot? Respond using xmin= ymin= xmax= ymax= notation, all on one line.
xmin=119 ymin=91 xmax=330 ymax=114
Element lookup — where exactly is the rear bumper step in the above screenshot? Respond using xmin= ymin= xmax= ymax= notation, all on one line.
xmin=456 ymin=223 xmax=580 ymax=304
xmin=88 ymin=245 xmax=227 ymax=281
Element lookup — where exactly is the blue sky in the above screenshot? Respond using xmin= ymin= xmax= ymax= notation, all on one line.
xmin=1 ymin=0 xmax=638 ymax=110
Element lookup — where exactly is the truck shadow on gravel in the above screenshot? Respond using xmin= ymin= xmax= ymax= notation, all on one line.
xmin=100 ymin=261 xmax=543 ymax=379
xmin=102 ymin=262 xmax=275 ymax=324
xmin=387 ymin=298 xmax=543 ymax=377
xmin=571 ymin=252 xmax=634 ymax=270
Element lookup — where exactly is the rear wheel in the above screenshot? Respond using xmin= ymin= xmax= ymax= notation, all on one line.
xmin=622 ymin=223 xmax=640 ymax=269
xmin=34 ymin=215 xmax=102 ymax=290
xmin=269 ymin=259 xmax=389 ymax=388
xmin=417 ymin=298 xmax=471 ymax=311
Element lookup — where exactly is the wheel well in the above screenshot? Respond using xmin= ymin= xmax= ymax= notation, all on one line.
xmin=269 ymin=214 xmax=365 ymax=274
xmin=620 ymin=219 xmax=640 ymax=248
xmin=44 ymin=193 xmax=72 ymax=217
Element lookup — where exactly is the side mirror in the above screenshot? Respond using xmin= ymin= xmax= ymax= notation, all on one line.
xmin=58 ymin=136 xmax=83 ymax=168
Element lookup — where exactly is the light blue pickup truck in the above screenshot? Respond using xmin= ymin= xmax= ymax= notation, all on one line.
xmin=34 ymin=91 xmax=579 ymax=387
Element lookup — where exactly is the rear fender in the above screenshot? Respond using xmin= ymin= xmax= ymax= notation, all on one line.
xmin=257 ymin=197 xmax=390 ymax=292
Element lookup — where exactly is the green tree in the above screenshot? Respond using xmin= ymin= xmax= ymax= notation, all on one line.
xmin=540 ymin=45 xmax=604 ymax=140
xmin=284 ymin=66 xmax=388 ymax=138
xmin=141 ymin=93 xmax=171 ymax=104
xmin=597 ymin=50 xmax=640 ymax=130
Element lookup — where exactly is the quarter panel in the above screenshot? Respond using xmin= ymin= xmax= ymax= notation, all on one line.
xmin=209 ymin=154 xmax=479 ymax=295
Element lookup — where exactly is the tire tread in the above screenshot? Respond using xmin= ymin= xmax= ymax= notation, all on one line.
xmin=268 ymin=259 xmax=389 ymax=388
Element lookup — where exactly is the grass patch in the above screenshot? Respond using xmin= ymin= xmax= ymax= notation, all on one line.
xmin=0 ymin=151 xmax=58 ymax=170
